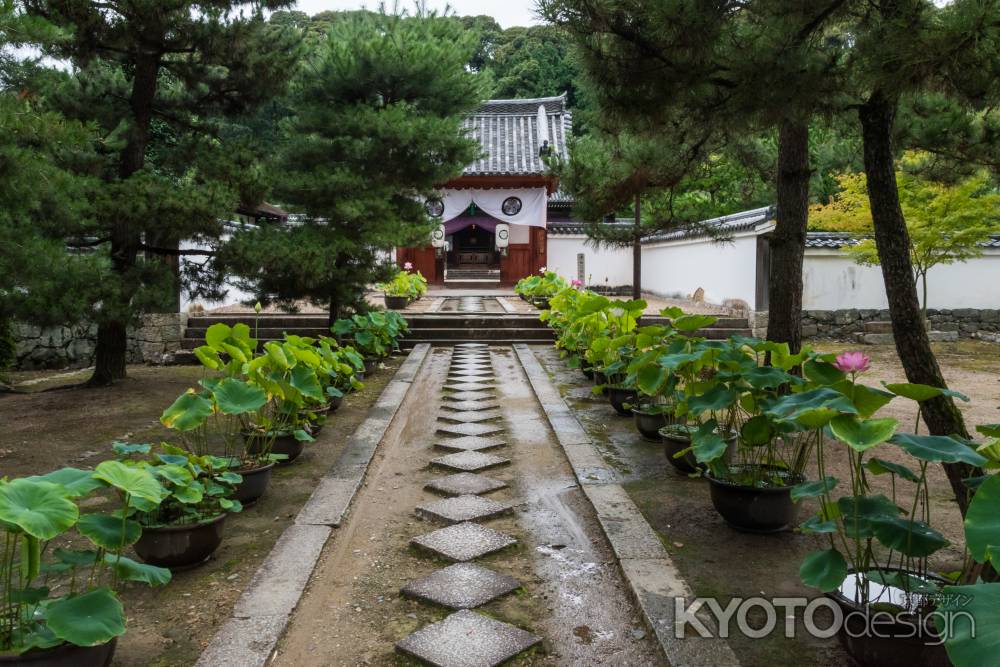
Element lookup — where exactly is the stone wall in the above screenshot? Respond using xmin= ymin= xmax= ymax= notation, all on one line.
xmin=751 ymin=309 xmax=1000 ymax=341
xmin=14 ymin=313 xmax=187 ymax=370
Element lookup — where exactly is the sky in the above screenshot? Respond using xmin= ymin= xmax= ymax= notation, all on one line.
xmin=292 ymin=0 xmax=542 ymax=28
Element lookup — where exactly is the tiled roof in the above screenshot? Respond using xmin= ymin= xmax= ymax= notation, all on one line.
xmin=805 ymin=232 xmax=1000 ymax=249
xmin=643 ymin=206 xmax=775 ymax=243
xmin=547 ymin=206 xmax=776 ymax=241
xmin=462 ymin=94 xmax=571 ymax=177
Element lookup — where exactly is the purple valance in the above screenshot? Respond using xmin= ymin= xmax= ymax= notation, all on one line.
xmin=444 ymin=216 xmax=500 ymax=235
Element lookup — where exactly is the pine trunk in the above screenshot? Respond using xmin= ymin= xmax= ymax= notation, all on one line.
xmin=632 ymin=194 xmax=642 ymax=300
xmin=859 ymin=90 xmax=978 ymax=516
xmin=89 ymin=55 xmax=160 ymax=386
xmin=766 ymin=120 xmax=810 ymax=353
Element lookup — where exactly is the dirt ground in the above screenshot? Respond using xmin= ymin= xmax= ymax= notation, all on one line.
xmin=274 ymin=346 xmax=664 ymax=666
xmin=533 ymin=340 xmax=1000 ymax=667
xmin=0 ymin=358 xmax=402 ymax=667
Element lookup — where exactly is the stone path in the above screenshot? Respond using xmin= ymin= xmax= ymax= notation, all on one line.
xmin=271 ymin=344 xmax=667 ymax=666
xmin=396 ymin=343 xmax=543 ymax=666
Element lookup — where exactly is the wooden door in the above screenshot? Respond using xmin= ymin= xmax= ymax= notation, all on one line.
xmin=397 ymin=246 xmax=441 ymax=284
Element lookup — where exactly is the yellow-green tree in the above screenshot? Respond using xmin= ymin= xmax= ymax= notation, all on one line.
xmin=810 ymin=157 xmax=1000 ymax=316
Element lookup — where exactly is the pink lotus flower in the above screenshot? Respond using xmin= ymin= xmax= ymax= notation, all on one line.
xmin=834 ymin=351 xmax=871 ymax=374
xmin=403 ymin=262 xmax=413 ymax=271
xmin=571 ymin=279 xmax=583 ymax=288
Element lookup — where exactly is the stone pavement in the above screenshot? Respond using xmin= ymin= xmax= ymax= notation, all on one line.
xmin=395 ymin=343 xmax=543 ymax=666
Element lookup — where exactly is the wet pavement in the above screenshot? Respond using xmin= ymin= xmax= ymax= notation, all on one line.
xmin=274 ymin=344 xmax=665 ymax=666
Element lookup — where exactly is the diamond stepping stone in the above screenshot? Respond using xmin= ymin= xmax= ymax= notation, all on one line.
xmin=416 ymin=494 xmax=512 ymax=524
xmin=448 ymin=377 xmax=495 ymax=387
xmin=448 ymin=371 xmax=494 ymax=381
xmin=411 ymin=522 xmax=516 ymax=562
xmin=426 ymin=473 xmax=507 ymax=496
xmin=443 ymin=391 xmax=495 ymax=402
xmin=401 ymin=563 xmax=521 ymax=609
xmin=440 ymin=400 xmax=501 ymax=412
xmin=437 ymin=422 xmax=504 ymax=437
xmin=449 ymin=371 xmax=492 ymax=379
xmin=438 ymin=410 xmax=502 ymax=423
xmin=395 ymin=609 xmax=541 ymax=667
xmin=434 ymin=436 xmax=505 ymax=453
xmin=431 ymin=451 xmax=510 ymax=472
xmin=455 ymin=343 xmax=489 ymax=348
xmin=451 ymin=355 xmax=490 ymax=362
xmin=444 ymin=382 xmax=495 ymax=392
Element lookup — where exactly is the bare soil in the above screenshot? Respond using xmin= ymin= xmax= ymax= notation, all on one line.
xmin=0 ymin=358 xmax=402 ymax=667
xmin=274 ymin=347 xmax=664 ymax=666
xmin=533 ymin=340 xmax=1000 ymax=667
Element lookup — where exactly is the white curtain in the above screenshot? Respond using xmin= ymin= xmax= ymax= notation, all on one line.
xmin=437 ymin=188 xmax=547 ymax=228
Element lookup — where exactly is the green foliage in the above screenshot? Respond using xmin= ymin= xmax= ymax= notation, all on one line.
xmin=809 ymin=154 xmax=1000 ymax=311
xmin=377 ymin=269 xmax=428 ymax=298
xmin=333 ymin=311 xmax=409 ymax=359
xmin=0 ymin=470 xmax=170 ymax=654
xmin=10 ymin=0 xmax=302 ymax=383
xmin=115 ymin=444 xmax=243 ymax=527
xmin=219 ymin=8 xmax=483 ymax=318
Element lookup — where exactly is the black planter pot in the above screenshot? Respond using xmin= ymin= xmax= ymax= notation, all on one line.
xmin=532 ymin=297 xmax=550 ymax=310
xmin=632 ymin=406 xmax=676 ymax=442
xmin=384 ymin=295 xmax=409 ymax=310
xmin=328 ymin=395 xmax=343 ymax=413
xmin=606 ymin=385 xmax=638 ymax=416
xmin=246 ymin=432 xmax=305 ymax=465
xmin=0 ymin=639 xmax=116 ymax=667
xmin=133 ymin=513 xmax=227 ymax=569
xmin=232 ymin=462 xmax=275 ymax=505
xmin=706 ymin=464 xmax=802 ymax=533
xmin=300 ymin=404 xmax=331 ymax=435
xmin=363 ymin=357 xmax=380 ymax=375
xmin=826 ymin=569 xmax=952 ymax=667
xmin=660 ymin=426 xmax=734 ymax=475
xmin=593 ymin=372 xmax=609 ymax=395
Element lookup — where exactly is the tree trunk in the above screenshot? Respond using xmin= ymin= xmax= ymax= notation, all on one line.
xmin=766 ymin=120 xmax=810 ymax=354
xmin=328 ymin=295 xmax=341 ymax=330
xmin=858 ymin=90 xmax=978 ymax=516
xmin=632 ymin=193 xmax=642 ymax=300
xmin=89 ymin=55 xmax=160 ymax=386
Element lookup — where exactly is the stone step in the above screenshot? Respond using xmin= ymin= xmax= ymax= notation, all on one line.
xmin=856 ymin=330 xmax=958 ymax=345
xmin=408 ymin=328 xmax=554 ymax=341
xmin=440 ymin=280 xmax=502 ymax=289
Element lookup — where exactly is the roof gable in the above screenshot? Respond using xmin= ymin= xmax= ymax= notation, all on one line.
xmin=462 ymin=94 xmax=571 ymax=177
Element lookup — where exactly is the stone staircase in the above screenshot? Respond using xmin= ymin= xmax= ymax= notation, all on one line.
xmin=444 ymin=267 xmax=501 ymax=289
xmin=178 ymin=313 xmax=752 ymax=354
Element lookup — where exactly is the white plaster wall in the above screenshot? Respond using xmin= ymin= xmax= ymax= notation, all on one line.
xmin=803 ymin=249 xmax=1000 ymax=310
xmin=545 ymin=235 xmax=633 ymax=286
xmin=179 ymin=238 xmax=256 ymax=312
xmin=641 ymin=234 xmax=759 ymax=306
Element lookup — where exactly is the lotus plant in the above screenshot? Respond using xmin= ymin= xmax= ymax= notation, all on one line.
xmin=0 ymin=463 xmax=170 ymax=657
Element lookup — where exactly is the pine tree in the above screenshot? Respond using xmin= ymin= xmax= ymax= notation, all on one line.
xmin=539 ymin=0 xmax=847 ymax=353
xmin=842 ymin=0 xmax=1000 ymax=513
xmin=554 ymin=125 xmax=735 ymax=299
xmin=216 ymin=9 xmax=484 ymax=325
xmin=17 ymin=0 xmax=302 ymax=385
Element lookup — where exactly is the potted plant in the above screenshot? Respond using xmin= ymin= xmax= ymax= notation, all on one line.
xmin=790 ymin=353 xmax=989 ymax=666
xmin=119 ymin=443 xmax=243 ymax=569
xmin=686 ymin=338 xmax=816 ymax=532
xmin=585 ymin=299 xmax=647 ymax=415
xmin=0 ymin=463 xmax=171 ymax=664
xmin=377 ymin=270 xmax=414 ymax=310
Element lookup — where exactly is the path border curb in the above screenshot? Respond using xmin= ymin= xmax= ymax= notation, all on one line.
xmin=513 ymin=344 xmax=741 ymax=667
xmin=196 ymin=344 xmax=431 ymax=667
